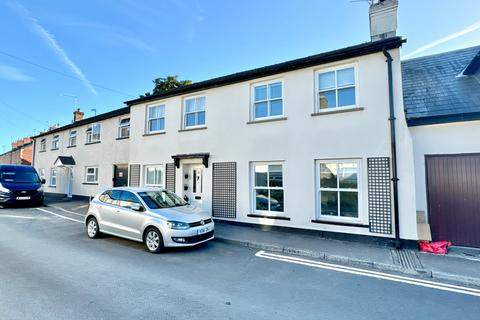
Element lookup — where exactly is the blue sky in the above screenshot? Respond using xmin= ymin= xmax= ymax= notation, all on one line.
xmin=1 ymin=0 xmax=479 ymax=151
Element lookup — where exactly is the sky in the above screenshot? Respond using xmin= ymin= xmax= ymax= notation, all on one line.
xmin=0 ymin=0 xmax=479 ymax=151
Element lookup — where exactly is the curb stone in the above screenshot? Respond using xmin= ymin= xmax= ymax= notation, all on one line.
xmin=214 ymin=236 xmax=480 ymax=288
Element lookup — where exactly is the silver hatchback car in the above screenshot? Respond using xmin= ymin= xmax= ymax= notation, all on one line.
xmin=85 ymin=187 xmax=214 ymax=253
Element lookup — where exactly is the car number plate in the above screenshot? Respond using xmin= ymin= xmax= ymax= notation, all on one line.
xmin=197 ymin=226 xmax=210 ymax=235
xmin=16 ymin=196 xmax=31 ymax=200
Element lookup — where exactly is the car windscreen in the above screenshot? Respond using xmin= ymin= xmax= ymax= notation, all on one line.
xmin=0 ymin=170 xmax=40 ymax=184
xmin=138 ymin=190 xmax=187 ymax=209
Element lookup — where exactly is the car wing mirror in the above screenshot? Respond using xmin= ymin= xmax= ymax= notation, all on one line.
xmin=130 ymin=203 xmax=144 ymax=212
xmin=41 ymin=178 xmax=46 ymax=184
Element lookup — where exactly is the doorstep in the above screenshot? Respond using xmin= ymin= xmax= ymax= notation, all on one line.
xmin=213 ymin=221 xmax=480 ymax=288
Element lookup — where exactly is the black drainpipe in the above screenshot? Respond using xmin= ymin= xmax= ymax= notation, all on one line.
xmin=382 ymin=47 xmax=401 ymax=249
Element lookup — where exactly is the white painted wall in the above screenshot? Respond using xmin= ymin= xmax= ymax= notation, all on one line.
xmin=33 ymin=115 xmax=130 ymax=198
xmin=410 ymin=120 xmax=480 ymax=218
xmin=127 ymin=49 xmax=418 ymax=239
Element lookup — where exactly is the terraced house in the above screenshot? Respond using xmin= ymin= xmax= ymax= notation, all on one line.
xmin=33 ymin=0 xmax=420 ymax=244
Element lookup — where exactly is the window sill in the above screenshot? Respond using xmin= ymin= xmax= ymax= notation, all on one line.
xmin=116 ymin=136 xmax=130 ymax=140
xmin=82 ymin=182 xmax=99 ymax=185
xmin=66 ymin=145 xmax=76 ymax=148
xmin=246 ymin=116 xmax=287 ymax=125
xmin=48 ymin=185 xmax=56 ymax=188
xmin=178 ymin=126 xmax=207 ymax=132
xmin=311 ymin=219 xmax=369 ymax=228
xmin=39 ymin=150 xmax=46 ymax=153
xmin=50 ymin=148 xmax=59 ymax=151
xmin=311 ymin=107 xmax=364 ymax=117
xmin=248 ymin=214 xmax=290 ymax=221
xmin=85 ymin=141 xmax=101 ymax=145
xmin=143 ymin=131 xmax=165 ymax=137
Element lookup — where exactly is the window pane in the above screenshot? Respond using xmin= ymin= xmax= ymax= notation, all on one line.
xmin=254 ymin=85 xmax=267 ymax=101
xmin=197 ymin=111 xmax=206 ymax=125
xmin=146 ymin=168 xmax=155 ymax=185
xmin=254 ymin=102 xmax=268 ymax=118
xmin=87 ymin=168 xmax=95 ymax=174
xmin=268 ymin=165 xmax=282 ymax=187
xmin=195 ymin=97 xmax=205 ymax=111
xmin=340 ymin=192 xmax=358 ymax=217
xmin=338 ymin=87 xmax=356 ymax=107
xmin=254 ymin=165 xmax=268 ymax=187
xmin=319 ymin=71 xmax=335 ymax=90
xmin=339 ymin=163 xmax=358 ymax=189
xmin=320 ymin=163 xmax=337 ymax=188
xmin=155 ymin=169 xmax=162 ymax=185
xmin=149 ymin=119 xmax=160 ymax=131
xmin=186 ymin=113 xmax=196 ymax=127
xmin=319 ymin=90 xmax=336 ymax=109
xmin=185 ymin=99 xmax=195 ymax=113
xmin=270 ymin=189 xmax=284 ymax=212
xmin=269 ymin=83 xmax=282 ymax=99
xmin=321 ymin=191 xmax=338 ymax=216
xmin=337 ymin=67 xmax=355 ymax=87
xmin=270 ymin=100 xmax=283 ymax=116
xmin=149 ymin=106 xmax=159 ymax=119
xmin=255 ymin=189 xmax=269 ymax=211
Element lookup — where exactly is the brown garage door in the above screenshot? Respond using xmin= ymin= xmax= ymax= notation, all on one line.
xmin=426 ymin=154 xmax=480 ymax=248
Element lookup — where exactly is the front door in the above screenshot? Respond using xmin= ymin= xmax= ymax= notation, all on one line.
xmin=184 ymin=165 xmax=204 ymax=208
xmin=113 ymin=165 xmax=129 ymax=187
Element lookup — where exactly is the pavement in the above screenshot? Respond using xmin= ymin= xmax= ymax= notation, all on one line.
xmin=0 ymin=201 xmax=479 ymax=319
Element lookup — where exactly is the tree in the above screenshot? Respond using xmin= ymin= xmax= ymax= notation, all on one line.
xmin=140 ymin=75 xmax=192 ymax=97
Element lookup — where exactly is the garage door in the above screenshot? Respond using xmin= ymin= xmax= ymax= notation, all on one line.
xmin=426 ymin=154 xmax=480 ymax=247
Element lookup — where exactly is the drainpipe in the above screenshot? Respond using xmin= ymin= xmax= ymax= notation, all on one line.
xmin=383 ymin=47 xmax=401 ymax=249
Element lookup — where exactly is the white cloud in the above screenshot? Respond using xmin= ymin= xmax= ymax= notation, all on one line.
xmin=9 ymin=2 xmax=98 ymax=95
xmin=0 ymin=65 xmax=34 ymax=81
xmin=403 ymin=20 xmax=480 ymax=59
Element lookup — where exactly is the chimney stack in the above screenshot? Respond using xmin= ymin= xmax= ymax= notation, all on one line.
xmin=369 ymin=0 xmax=398 ymax=42
xmin=73 ymin=108 xmax=84 ymax=122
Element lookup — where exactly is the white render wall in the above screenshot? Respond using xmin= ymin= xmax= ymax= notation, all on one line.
xmin=128 ymin=49 xmax=418 ymax=240
xmin=33 ymin=115 xmax=130 ymax=198
xmin=410 ymin=120 xmax=480 ymax=219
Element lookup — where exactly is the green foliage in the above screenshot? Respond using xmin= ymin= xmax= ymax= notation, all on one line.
xmin=140 ymin=75 xmax=192 ymax=97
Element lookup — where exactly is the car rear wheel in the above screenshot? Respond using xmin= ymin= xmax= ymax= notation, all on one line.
xmin=144 ymin=227 xmax=164 ymax=253
xmin=86 ymin=217 xmax=100 ymax=239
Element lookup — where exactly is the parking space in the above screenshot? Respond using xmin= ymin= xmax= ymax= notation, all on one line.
xmin=1 ymin=202 xmax=479 ymax=319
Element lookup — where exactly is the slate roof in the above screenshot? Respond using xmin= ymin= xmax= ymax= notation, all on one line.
xmin=402 ymin=45 xmax=480 ymax=126
xmin=55 ymin=156 xmax=76 ymax=166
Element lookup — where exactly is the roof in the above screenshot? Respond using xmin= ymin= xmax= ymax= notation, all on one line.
xmin=54 ymin=156 xmax=76 ymax=166
xmin=125 ymin=37 xmax=406 ymax=106
xmin=33 ymin=106 xmax=130 ymax=139
xmin=402 ymin=45 xmax=480 ymax=126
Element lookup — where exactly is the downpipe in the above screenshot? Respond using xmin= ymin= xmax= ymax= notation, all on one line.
xmin=383 ymin=47 xmax=402 ymax=249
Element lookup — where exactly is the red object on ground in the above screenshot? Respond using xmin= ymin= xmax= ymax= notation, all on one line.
xmin=418 ymin=241 xmax=452 ymax=254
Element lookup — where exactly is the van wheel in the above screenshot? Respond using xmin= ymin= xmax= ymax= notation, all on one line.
xmin=144 ymin=227 xmax=164 ymax=253
xmin=86 ymin=217 xmax=101 ymax=239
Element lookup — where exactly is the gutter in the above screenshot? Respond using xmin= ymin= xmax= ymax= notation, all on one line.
xmin=383 ymin=47 xmax=402 ymax=249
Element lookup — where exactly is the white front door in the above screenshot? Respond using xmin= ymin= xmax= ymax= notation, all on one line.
xmin=184 ymin=164 xmax=204 ymax=208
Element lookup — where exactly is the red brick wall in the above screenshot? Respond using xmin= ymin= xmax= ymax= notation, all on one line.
xmin=0 ymin=143 xmax=33 ymax=165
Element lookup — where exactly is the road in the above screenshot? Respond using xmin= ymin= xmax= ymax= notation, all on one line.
xmin=0 ymin=203 xmax=479 ymax=320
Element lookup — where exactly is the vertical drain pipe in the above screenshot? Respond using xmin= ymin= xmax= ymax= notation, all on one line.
xmin=383 ymin=47 xmax=401 ymax=249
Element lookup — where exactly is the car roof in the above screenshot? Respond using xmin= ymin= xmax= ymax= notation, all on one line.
xmin=108 ymin=186 xmax=165 ymax=193
xmin=0 ymin=164 xmax=36 ymax=172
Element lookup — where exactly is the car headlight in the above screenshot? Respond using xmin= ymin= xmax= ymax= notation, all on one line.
xmin=0 ymin=184 xmax=10 ymax=193
xmin=167 ymin=221 xmax=190 ymax=230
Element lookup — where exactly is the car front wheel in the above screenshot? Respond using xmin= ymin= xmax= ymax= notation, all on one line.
xmin=144 ymin=227 xmax=164 ymax=253
xmin=86 ymin=217 xmax=100 ymax=239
